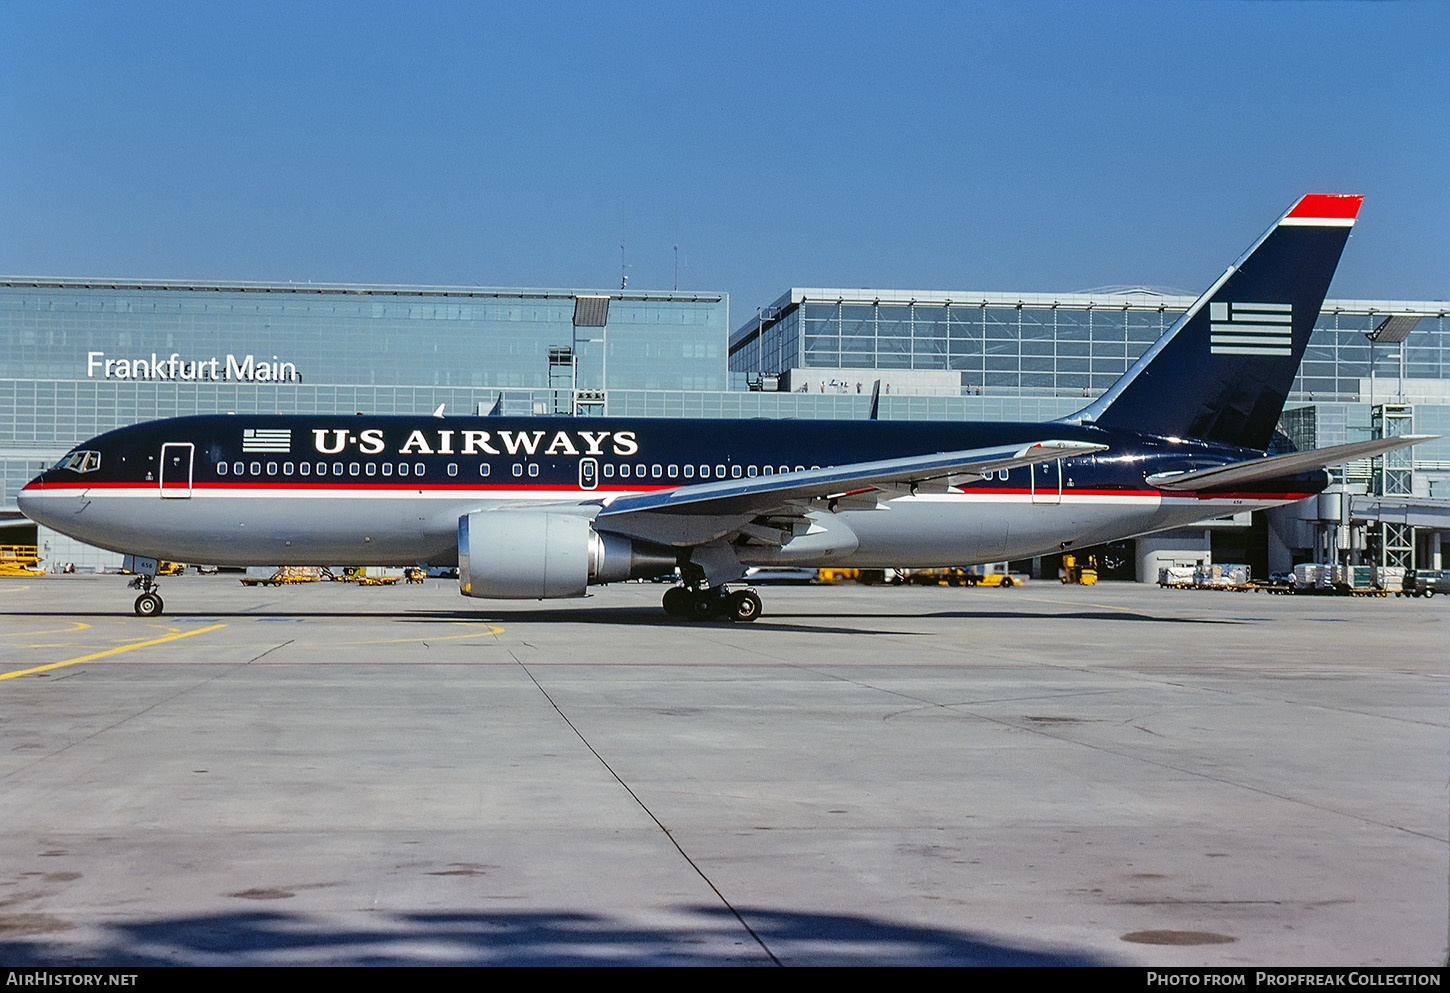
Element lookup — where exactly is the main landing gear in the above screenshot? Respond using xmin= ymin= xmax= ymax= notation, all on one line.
xmin=128 ymin=574 xmax=164 ymax=617
xmin=662 ymin=585 xmax=763 ymax=623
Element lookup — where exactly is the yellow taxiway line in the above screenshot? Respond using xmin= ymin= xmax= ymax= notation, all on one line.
xmin=0 ymin=623 xmax=227 ymax=681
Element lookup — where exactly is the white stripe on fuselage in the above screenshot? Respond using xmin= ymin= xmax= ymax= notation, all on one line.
xmin=22 ymin=482 xmax=1297 ymax=568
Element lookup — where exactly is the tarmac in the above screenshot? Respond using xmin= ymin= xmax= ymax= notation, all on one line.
xmin=0 ymin=572 xmax=1445 ymax=966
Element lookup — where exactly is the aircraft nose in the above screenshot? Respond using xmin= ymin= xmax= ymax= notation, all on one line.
xmin=17 ymin=480 xmax=41 ymax=519
xmin=17 ymin=478 xmax=63 ymax=528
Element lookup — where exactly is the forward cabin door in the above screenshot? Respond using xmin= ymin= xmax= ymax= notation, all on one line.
xmin=159 ymin=442 xmax=194 ymax=499
xmin=1030 ymin=459 xmax=1062 ymax=505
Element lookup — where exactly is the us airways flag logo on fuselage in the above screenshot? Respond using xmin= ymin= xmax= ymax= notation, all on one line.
xmin=242 ymin=428 xmax=291 ymax=453
xmin=1209 ymin=301 xmax=1293 ymax=356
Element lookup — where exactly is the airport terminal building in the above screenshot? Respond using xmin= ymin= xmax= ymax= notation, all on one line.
xmin=3 ymin=276 xmax=1446 ymax=579
xmin=0 ymin=277 xmax=727 ymax=511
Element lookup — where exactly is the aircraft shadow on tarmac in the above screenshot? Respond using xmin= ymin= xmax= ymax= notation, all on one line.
xmin=0 ymin=605 xmax=1242 ymax=635
xmin=0 ymin=905 xmax=1116 ymax=967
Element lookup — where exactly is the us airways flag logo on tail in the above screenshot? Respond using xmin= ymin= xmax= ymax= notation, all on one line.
xmin=242 ymin=428 xmax=291 ymax=453
xmin=1209 ymin=302 xmax=1293 ymax=356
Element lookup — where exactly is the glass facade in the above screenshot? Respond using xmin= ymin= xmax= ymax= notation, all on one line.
xmin=785 ymin=299 xmax=1170 ymax=393
xmin=726 ymin=289 xmax=1450 ymax=491
xmin=0 ymin=279 xmax=727 ymax=510
xmin=730 ymin=290 xmax=1450 ymax=403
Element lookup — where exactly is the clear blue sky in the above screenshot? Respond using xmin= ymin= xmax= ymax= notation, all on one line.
xmin=2 ymin=1 xmax=1446 ymax=322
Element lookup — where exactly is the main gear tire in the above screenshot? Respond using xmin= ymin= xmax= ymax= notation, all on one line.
xmin=687 ymin=590 xmax=722 ymax=620
xmin=662 ymin=586 xmax=691 ymax=617
xmin=726 ymin=589 xmax=763 ymax=622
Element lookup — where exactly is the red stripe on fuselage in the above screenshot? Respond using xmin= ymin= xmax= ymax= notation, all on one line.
xmin=21 ymin=480 xmax=677 ymax=494
xmin=20 ymin=480 xmax=1315 ymax=502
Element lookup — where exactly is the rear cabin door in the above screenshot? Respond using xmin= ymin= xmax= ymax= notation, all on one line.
xmin=159 ymin=442 xmax=194 ymax=498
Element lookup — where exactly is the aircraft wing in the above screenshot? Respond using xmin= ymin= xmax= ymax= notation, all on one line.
xmin=592 ymin=439 xmax=1107 ymax=546
xmin=1145 ymin=435 xmax=1436 ymax=492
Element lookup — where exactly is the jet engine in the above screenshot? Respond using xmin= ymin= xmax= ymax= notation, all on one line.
xmin=458 ymin=511 xmax=677 ymax=599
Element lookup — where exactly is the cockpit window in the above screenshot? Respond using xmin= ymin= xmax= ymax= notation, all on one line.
xmin=54 ymin=450 xmax=101 ymax=473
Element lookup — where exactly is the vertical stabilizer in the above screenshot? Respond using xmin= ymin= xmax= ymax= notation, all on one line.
xmin=1067 ymin=195 xmax=1362 ymax=450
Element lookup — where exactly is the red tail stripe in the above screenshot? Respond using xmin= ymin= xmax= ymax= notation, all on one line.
xmin=1286 ymin=194 xmax=1363 ymax=221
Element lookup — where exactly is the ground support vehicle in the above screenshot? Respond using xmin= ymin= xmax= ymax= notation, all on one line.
xmin=0 ymin=545 xmax=43 ymax=576
xmin=965 ymin=571 xmax=1024 ymax=588
xmin=1291 ymin=564 xmax=1390 ymax=597
xmin=898 ymin=568 xmax=972 ymax=586
xmin=1060 ymin=554 xmax=1098 ymax=585
xmin=1158 ymin=564 xmax=1253 ymax=591
xmin=241 ymin=566 xmax=324 ymax=587
xmin=1398 ymin=569 xmax=1448 ymax=599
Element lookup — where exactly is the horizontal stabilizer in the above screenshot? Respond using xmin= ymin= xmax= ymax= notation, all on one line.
xmin=1145 ymin=436 xmax=1436 ymax=492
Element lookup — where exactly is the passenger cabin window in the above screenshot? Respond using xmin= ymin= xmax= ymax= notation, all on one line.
xmin=479 ymin=464 xmax=491 ymax=477
xmin=447 ymin=463 xmax=457 ymax=477
xmin=528 ymin=463 xmax=539 ymax=477
xmin=414 ymin=463 xmax=425 ymax=476
xmin=284 ymin=462 xmax=294 ymax=476
xmin=217 ymin=461 xmax=227 ymax=475
xmin=267 ymin=462 xmax=278 ymax=475
xmin=512 ymin=464 xmax=522 ymax=477
xmin=382 ymin=463 xmax=393 ymax=476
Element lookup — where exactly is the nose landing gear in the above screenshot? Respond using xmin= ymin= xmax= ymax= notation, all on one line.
xmin=124 ymin=554 xmax=165 ymax=616
xmin=134 ymin=590 xmax=164 ymax=617
xmin=128 ymin=574 xmax=165 ymax=616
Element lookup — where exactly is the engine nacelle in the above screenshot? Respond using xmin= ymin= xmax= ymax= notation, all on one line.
xmin=458 ymin=511 xmax=676 ymax=599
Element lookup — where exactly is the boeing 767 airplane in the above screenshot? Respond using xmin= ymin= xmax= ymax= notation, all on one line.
xmin=19 ymin=194 xmax=1429 ymax=620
